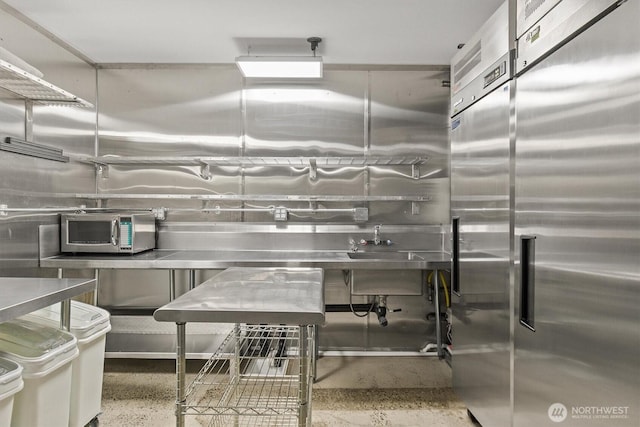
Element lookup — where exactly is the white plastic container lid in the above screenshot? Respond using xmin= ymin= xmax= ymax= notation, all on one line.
xmin=23 ymin=301 xmax=111 ymax=342
xmin=0 ymin=357 xmax=23 ymax=400
xmin=0 ymin=318 xmax=78 ymax=378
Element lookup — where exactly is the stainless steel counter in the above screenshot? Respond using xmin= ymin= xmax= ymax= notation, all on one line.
xmin=154 ymin=267 xmax=325 ymax=324
xmin=40 ymin=249 xmax=450 ymax=270
xmin=0 ymin=277 xmax=96 ymax=322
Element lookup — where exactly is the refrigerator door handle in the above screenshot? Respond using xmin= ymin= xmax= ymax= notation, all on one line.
xmin=520 ymin=235 xmax=536 ymax=331
xmin=452 ymin=217 xmax=461 ymax=296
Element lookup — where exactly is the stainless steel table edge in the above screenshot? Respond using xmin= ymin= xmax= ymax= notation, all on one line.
xmin=40 ymin=249 xmax=451 ymax=270
xmin=0 ymin=277 xmax=96 ymax=324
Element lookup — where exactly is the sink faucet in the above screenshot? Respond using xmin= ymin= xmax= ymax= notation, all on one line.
xmin=373 ymin=224 xmax=381 ymax=246
xmin=358 ymin=224 xmax=392 ymax=246
xmin=349 ymin=238 xmax=358 ymax=252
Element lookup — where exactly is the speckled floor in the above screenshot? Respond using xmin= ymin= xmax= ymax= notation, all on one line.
xmin=100 ymin=357 xmax=476 ymax=426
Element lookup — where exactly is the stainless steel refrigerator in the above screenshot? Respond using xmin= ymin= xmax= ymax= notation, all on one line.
xmin=513 ymin=0 xmax=640 ymax=425
xmin=450 ymin=3 xmax=513 ymax=426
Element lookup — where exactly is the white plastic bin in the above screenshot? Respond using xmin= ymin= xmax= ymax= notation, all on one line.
xmin=0 ymin=357 xmax=23 ymax=426
xmin=24 ymin=301 xmax=111 ymax=427
xmin=0 ymin=318 xmax=78 ymax=427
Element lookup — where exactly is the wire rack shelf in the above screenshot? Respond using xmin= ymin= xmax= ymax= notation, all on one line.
xmin=184 ymin=324 xmax=313 ymax=426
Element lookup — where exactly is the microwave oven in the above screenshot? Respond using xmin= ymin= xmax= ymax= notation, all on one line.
xmin=61 ymin=213 xmax=156 ymax=254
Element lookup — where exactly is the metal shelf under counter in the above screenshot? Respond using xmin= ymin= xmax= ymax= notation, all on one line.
xmin=0 ymin=277 xmax=96 ymax=323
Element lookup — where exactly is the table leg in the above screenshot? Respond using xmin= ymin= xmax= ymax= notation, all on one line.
xmin=188 ymin=270 xmax=196 ymax=290
xmin=299 ymin=325 xmax=310 ymax=427
xmin=434 ymin=269 xmax=443 ymax=358
xmin=58 ymin=268 xmax=71 ymax=331
xmin=176 ymin=322 xmax=186 ymax=427
xmin=93 ymin=269 xmax=99 ymax=306
xmin=312 ymin=324 xmax=318 ymax=382
xmin=169 ymin=270 xmax=176 ymax=301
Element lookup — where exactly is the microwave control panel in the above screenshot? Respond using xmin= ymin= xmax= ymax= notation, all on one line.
xmin=119 ymin=217 xmax=133 ymax=249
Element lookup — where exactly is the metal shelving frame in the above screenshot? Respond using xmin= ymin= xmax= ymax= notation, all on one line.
xmin=183 ymin=324 xmax=313 ymax=427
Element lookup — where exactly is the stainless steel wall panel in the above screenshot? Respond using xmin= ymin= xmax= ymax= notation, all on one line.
xmin=451 ymin=82 xmax=512 ymax=427
xmin=0 ymin=96 xmax=24 ymax=136
xmin=156 ymin=223 xmax=445 ymax=252
xmin=97 ymin=165 xmax=241 ymax=197
xmin=243 ymin=71 xmax=367 ymax=157
xmin=94 ymin=65 xmax=450 ymax=353
xmin=32 ymin=105 xmax=97 ymax=155
xmin=0 ymin=8 xmax=97 ymax=277
xmin=514 ymin=2 xmax=639 ymax=425
xmin=369 ymin=70 xmax=449 ymax=157
xmin=97 ymin=67 xmax=242 ymax=157
xmin=369 ymin=70 xmax=450 ymax=225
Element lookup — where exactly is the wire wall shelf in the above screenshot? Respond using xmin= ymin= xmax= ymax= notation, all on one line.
xmin=185 ymin=324 xmax=313 ymax=426
xmin=78 ymin=155 xmax=428 ymax=167
xmin=0 ymin=59 xmax=93 ymax=107
xmin=73 ymin=193 xmax=431 ymax=203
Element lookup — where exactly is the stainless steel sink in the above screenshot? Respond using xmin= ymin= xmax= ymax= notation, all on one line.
xmin=347 ymin=251 xmax=425 ymax=260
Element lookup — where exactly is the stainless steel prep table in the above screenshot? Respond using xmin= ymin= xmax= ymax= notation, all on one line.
xmin=154 ymin=267 xmax=324 ymax=427
xmin=41 ymin=250 xmax=450 ymax=357
xmin=0 ymin=277 xmax=96 ymax=327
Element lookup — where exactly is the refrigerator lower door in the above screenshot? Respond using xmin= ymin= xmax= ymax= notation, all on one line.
xmin=451 ymin=82 xmax=512 ymax=427
xmin=514 ymin=1 xmax=640 ymax=426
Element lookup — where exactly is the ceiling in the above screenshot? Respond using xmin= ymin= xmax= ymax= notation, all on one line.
xmin=2 ymin=0 xmax=504 ymax=65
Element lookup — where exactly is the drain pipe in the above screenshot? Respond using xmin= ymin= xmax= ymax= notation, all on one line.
xmin=376 ymin=295 xmax=388 ymax=327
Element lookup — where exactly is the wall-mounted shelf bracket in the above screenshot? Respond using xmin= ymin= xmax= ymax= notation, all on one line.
xmin=308 ymin=159 xmax=317 ymax=180
xmin=199 ymin=163 xmax=212 ymax=180
xmin=96 ymin=163 xmax=109 ymax=178
xmin=412 ymin=164 xmax=421 ymax=179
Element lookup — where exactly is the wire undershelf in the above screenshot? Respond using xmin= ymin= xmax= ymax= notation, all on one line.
xmin=184 ymin=324 xmax=311 ymax=426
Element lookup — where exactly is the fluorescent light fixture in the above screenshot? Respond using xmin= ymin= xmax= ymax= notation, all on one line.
xmin=235 ymin=56 xmax=323 ymax=78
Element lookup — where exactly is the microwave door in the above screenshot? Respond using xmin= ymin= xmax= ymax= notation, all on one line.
xmin=67 ymin=219 xmax=118 ymax=250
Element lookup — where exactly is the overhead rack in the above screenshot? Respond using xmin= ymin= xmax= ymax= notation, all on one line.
xmin=0 ymin=59 xmax=93 ymax=107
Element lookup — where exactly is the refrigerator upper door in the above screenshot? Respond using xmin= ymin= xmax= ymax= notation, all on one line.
xmin=514 ymin=1 xmax=640 ymax=426
xmin=451 ymin=81 xmax=512 ymax=427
